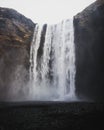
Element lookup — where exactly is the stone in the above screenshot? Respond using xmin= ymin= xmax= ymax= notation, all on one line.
xmin=0 ymin=7 xmax=35 ymax=100
xmin=74 ymin=1 xmax=104 ymax=101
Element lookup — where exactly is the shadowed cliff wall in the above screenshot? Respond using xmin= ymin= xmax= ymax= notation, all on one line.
xmin=74 ymin=0 xmax=104 ymax=101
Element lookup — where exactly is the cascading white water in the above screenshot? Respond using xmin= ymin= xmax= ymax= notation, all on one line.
xmin=29 ymin=18 xmax=76 ymax=101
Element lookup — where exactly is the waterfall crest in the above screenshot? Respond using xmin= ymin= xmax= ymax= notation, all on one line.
xmin=29 ymin=18 xmax=76 ymax=101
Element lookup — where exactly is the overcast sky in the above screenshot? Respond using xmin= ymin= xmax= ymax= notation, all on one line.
xmin=0 ymin=0 xmax=96 ymax=24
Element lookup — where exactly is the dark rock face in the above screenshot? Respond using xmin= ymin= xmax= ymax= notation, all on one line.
xmin=0 ymin=7 xmax=35 ymax=100
xmin=74 ymin=1 xmax=104 ymax=101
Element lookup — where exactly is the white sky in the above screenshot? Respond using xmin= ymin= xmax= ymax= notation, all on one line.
xmin=0 ymin=0 xmax=96 ymax=24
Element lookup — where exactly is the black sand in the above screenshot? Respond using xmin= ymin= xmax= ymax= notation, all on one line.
xmin=0 ymin=101 xmax=104 ymax=130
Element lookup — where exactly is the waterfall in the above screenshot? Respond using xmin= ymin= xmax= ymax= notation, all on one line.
xmin=29 ymin=18 xmax=76 ymax=101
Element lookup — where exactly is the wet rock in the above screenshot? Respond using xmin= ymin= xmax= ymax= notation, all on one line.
xmin=74 ymin=1 xmax=104 ymax=101
xmin=0 ymin=7 xmax=35 ymax=100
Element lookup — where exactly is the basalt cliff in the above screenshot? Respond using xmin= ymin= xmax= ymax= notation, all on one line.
xmin=0 ymin=7 xmax=35 ymax=100
xmin=74 ymin=0 xmax=104 ymax=101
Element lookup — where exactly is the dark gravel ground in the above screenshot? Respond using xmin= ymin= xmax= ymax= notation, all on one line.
xmin=0 ymin=101 xmax=104 ymax=130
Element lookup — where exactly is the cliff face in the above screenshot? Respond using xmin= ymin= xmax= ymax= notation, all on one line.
xmin=74 ymin=0 xmax=104 ymax=101
xmin=0 ymin=7 xmax=35 ymax=100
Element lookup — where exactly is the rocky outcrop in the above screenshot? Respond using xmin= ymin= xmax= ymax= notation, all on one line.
xmin=74 ymin=0 xmax=104 ymax=101
xmin=0 ymin=7 xmax=35 ymax=100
